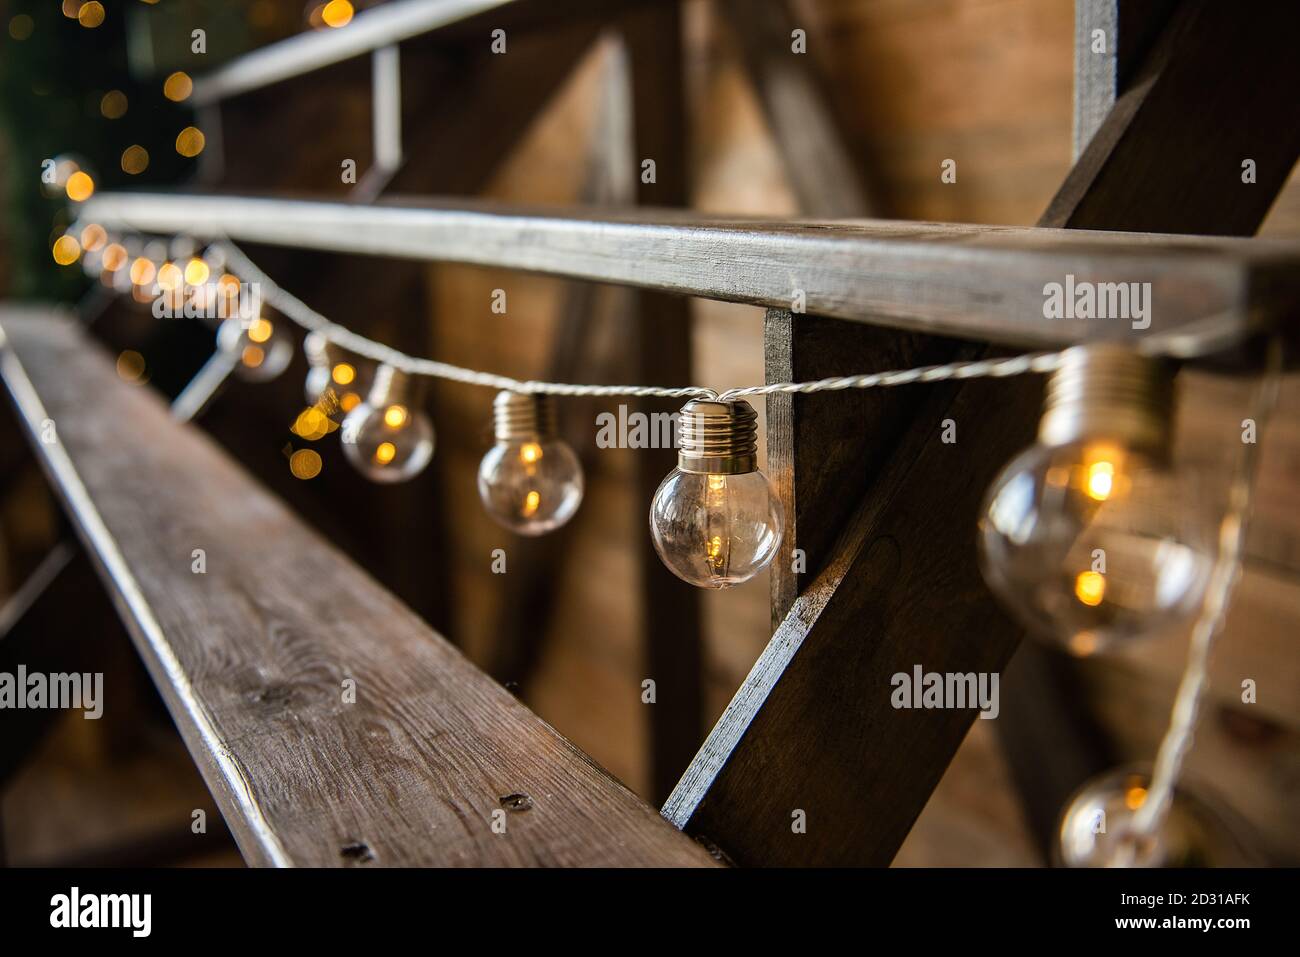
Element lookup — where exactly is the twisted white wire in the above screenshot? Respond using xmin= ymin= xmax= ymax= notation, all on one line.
xmin=216 ymin=240 xmax=1065 ymax=402
xmin=1129 ymin=338 xmax=1282 ymax=841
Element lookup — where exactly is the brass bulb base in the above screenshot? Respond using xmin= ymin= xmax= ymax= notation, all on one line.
xmin=676 ymin=398 xmax=758 ymax=475
xmin=304 ymin=331 xmax=331 ymax=368
xmin=367 ymin=364 xmax=418 ymax=408
xmin=492 ymin=391 xmax=557 ymax=442
xmin=1039 ymin=344 xmax=1174 ymax=460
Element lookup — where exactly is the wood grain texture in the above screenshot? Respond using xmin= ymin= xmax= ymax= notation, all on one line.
xmin=81 ymin=192 xmax=1300 ymax=359
xmin=1047 ymin=0 xmax=1300 ymax=235
xmin=0 ymin=308 xmax=717 ymax=868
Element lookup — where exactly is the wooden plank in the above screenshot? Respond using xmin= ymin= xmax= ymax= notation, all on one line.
xmin=665 ymin=1 xmax=1300 ymax=865
xmin=0 ymin=308 xmax=717 ymax=868
xmin=1048 ymin=0 xmax=1300 ymax=235
xmin=1072 ymin=0 xmax=1177 ymax=159
xmin=81 ymin=192 xmax=1300 ymax=358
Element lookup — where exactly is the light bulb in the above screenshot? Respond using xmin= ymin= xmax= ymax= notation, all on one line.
xmin=341 ymin=364 xmax=434 ymax=482
xmin=217 ymin=312 xmax=293 ymax=383
xmin=477 ymin=391 xmax=584 ymax=535
xmin=303 ymin=331 xmax=368 ymax=419
xmin=649 ymin=398 xmax=783 ymax=588
xmin=979 ymin=345 xmax=1213 ymax=654
xmin=1056 ymin=766 xmax=1258 ymax=867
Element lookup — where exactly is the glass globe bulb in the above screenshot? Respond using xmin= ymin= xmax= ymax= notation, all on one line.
xmin=980 ymin=438 xmax=1212 ymax=654
xmin=650 ymin=468 xmax=784 ymax=588
xmin=217 ymin=315 xmax=293 ymax=383
xmin=1056 ymin=766 xmax=1258 ymax=867
xmin=478 ymin=439 xmax=584 ymax=535
xmin=342 ymin=397 xmax=434 ymax=482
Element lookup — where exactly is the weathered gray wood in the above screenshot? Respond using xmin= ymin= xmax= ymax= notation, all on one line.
xmin=82 ymin=191 xmax=1300 ymax=358
xmin=1072 ymin=0 xmax=1177 ymax=159
xmin=0 ymin=308 xmax=718 ymax=868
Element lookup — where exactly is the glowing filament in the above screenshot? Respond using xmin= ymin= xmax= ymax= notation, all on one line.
xmin=374 ymin=442 xmax=397 ymax=466
xmin=332 ymin=362 xmax=356 ymax=385
xmin=247 ymin=317 xmax=273 ymax=343
xmin=1086 ymin=461 xmax=1115 ymax=501
xmin=1124 ymin=786 xmax=1148 ymax=811
xmin=383 ymin=405 xmax=408 ymax=429
xmin=1075 ymin=570 xmax=1105 ymax=607
xmin=522 ymin=490 xmax=541 ymax=517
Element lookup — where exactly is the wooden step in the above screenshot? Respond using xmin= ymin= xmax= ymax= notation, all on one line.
xmin=0 ymin=307 xmax=716 ymax=868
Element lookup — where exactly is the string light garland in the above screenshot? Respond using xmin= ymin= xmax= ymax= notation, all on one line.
xmin=1055 ymin=340 xmax=1281 ymax=867
xmin=63 ymin=222 xmax=1280 ymax=866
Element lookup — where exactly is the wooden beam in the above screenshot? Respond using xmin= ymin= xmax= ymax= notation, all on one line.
xmin=0 ymin=309 xmax=718 ymax=868
xmin=1049 ymin=0 xmax=1300 ymax=234
xmin=82 ymin=192 xmax=1300 ymax=358
xmin=1072 ymin=0 xmax=1177 ymax=159
xmin=664 ymin=0 xmax=1300 ymax=865
xmin=719 ymin=0 xmax=875 ymax=217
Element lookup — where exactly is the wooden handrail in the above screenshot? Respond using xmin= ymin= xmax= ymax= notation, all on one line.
xmin=0 ymin=307 xmax=717 ymax=868
xmin=81 ymin=191 xmax=1300 ymax=357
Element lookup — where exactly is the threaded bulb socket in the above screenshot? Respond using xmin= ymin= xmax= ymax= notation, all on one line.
xmin=1039 ymin=344 xmax=1175 ymax=460
xmin=676 ymin=398 xmax=758 ymax=475
xmin=492 ymin=391 xmax=557 ymax=443
xmin=367 ymin=364 xmax=418 ymax=408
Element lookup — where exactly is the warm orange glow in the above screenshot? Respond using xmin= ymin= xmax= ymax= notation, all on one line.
xmin=383 ymin=404 xmax=408 ymax=429
xmin=1075 ymin=570 xmax=1105 ymax=607
xmin=242 ymin=345 xmax=265 ymax=368
xmin=322 ymin=0 xmax=354 ymax=28
xmin=184 ymin=258 xmax=210 ymax=286
xmin=708 ymin=474 xmax=727 ymax=491
xmin=522 ymin=490 xmax=541 ymax=516
xmin=129 ymin=257 xmax=156 ymax=285
xmin=1086 ymin=461 xmax=1115 ymax=501
xmin=290 ymin=449 xmax=323 ymax=480
xmin=247 ymin=317 xmax=273 ymax=343
xmin=340 ymin=392 xmax=361 ymax=413
xmin=374 ymin=441 xmax=397 ymax=466
xmin=707 ymin=535 xmax=725 ymax=568
xmin=331 ymin=362 xmax=356 ymax=385
xmin=293 ymin=408 xmax=330 ymax=442
xmin=1068 ymin=631 xmax=1099 ymax=656
xmin=163 ymin=71 xmax=193 ymax=102
xmin=77 ymin=2 xmax=105 ymax=28
xmin=100 ymin=89 xmax=127 ymax=119
xmin=52 ymin=235 xmax=81 ymax=265
xmin=519 ymin=441 xmax=542 ymax=465
xmin=116 ymin=350 xmax=146 ymax=382
xmin=120 ymin=144 xmax=149 ymax=175
xmin=1124 ymin=786 xmax=1148 ymax=811
xmin=101 ymin=243 xmax=126 ymax=272
xmin=65 ymin=171 xmax=95 ymax=202
xmin=157 ymin=262 xmax=183 ymax=292
xmin=80 ymin=223 xmax=107 ymax=251
xmin=175 ymin=126 xmax=206 ymax=158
